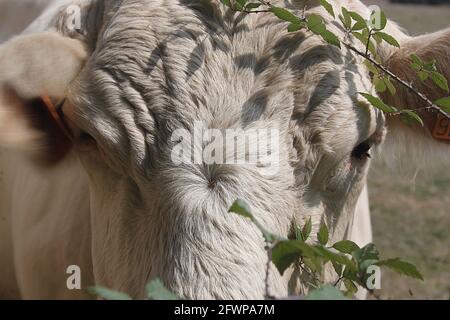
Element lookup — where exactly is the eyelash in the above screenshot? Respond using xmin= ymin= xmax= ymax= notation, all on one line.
xmin=351 ymin=141 xmax=372 ymax=160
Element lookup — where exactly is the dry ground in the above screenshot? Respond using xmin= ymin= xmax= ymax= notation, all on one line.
xmin=364 ymin=0 xmax=450 ymax=300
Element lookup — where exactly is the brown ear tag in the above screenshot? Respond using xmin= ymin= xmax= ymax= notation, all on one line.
xmin=432 ymin=114 xmax=450 ymax=141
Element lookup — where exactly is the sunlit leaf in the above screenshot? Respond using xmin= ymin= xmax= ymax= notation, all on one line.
xmin=378 ymin=258 xmax=424 ymax=281
xmin=359 ymin=92 xmax=398 ymax=113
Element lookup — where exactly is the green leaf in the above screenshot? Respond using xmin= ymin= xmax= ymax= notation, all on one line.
xmin=364 ymin=60 xmax=379 ymax=75
xmin=317 ymin=223 xmax=329 ymax=245
xmin=270 ymin=6 xmax=301 ymax=24
xmin=376 ymin=32 xmax=400 ymax=47
xmin=332 ymin=261 xmax=343 ymax=277
xmin=244 ymin=2 xmax=261 ymax=10
xmin=332 ymin=240 xmax=360 ymax=254
xmin=352 ymin=243 xmax=380 ymax=275
xmin=348 ymin=11 xmax=367 ymax=31
xmin=307 ymin=14 xmax=326 ymax=35
xmin=418 ymin=70 xmax=429 ymax=82
xmin=431 ymin=71 xmax=449 ymax=92
xmin=340 ymin=8 xmax=352 ymax=30
xmin=302 ymin=217 xmax=312 ymax=241
xmin=374 ymin=75 xmax=387 ymax=93
xmin=378 ymin=258 xmax=424 ymax=281
xmin=305 ymin=285 xmax=348 ymax=300
xmin=384 ymin=77 xmax=397 ymax=95
xmin=410 ymin=62 xmax=422 ymax=72
xmin=321 ymin=30 xmax=341 ymax=48
xmin=272 ymin=240 xmax=316 ymax=275
xmin=424 ymin=59 xmax=437 ymax=72
xmin=400 ymin=110 xmax=424 ymax=127
xmin=318 ymin=0 xmax=335 ymax=18
xmin=313 ymin=246 xmax=354 ymax=267
xmin=359 ymin=92 xmax=398 ymax=113
xmin=410 ymin=54 xmax=424 ymax=66
xmin=372 ymin=33 xmax=382 ymax=44
xmin=435 ymin=97 xmax=450 ymax=113
xmin=287 ymin=21 xmax=306 ymax=32
xmin=229 ymin=199 xmax=253 ymax=219
xmin=88 ymin=286 xmax=132 ymax=300
xmin=146 ymin=279 xmax=180 ymax=300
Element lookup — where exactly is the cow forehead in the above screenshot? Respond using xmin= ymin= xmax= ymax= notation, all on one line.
xmin=74 ymin=1 xmax=378 ymax=154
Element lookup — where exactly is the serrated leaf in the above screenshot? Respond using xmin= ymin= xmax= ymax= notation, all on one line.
xmin=229 ymin=199 xmax=253 ymax=219
xmin=317 ymin=223 xmax=329 ymax=245
xmin=272 ymin=240 xmax=316 ymax=275
xmin=302 ymin=217 xmax=312 ymax=241
xmin=318 ymin=0 xmax=335 ymax=18
xmin=306 ymin=285 xmax=348 ymax=300
xmin=88 ymin=286 xmax=132 ymax=300
xmin=359 ymin=92 xmax=398 ymax=113
xmin=378 ymin=258 xmax=424 ymax=281
xmin=400 ymin=110 xmax=424 ymax=127
xmin=435 ymin=97 xmax=450 ymax=113
xmin=270 ymin=6 xmax=300 ymax=24
xmin=376 ymin=32 xmax=400 ymax=47
xmin=332 ymin=240 xmax=360 ymax=254
xmin=431 ymin=71 xmax=449 ymax=92
xmin=146 ymin=279 xmax=180 ymax=300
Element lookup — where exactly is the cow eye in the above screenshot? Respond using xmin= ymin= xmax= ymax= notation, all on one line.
xmin=351 ymin=141 xmax=372 ymax=160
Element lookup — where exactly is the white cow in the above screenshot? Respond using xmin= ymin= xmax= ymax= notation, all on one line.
xmin=0 ymin=0 xmax=449 ymax=299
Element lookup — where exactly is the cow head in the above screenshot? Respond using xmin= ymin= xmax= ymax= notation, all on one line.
xmin=0 ymin=0 xmax=448 ymax=299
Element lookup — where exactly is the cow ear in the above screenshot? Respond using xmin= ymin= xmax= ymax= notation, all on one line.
xmin=379 ymin=28 xmax=450 ymax=169
xmin=0 ymin=32 xmax=87 ymax=165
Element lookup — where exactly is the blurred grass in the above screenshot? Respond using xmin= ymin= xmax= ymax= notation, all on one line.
xmin=363 ymin=0 xmax=450 ymax=299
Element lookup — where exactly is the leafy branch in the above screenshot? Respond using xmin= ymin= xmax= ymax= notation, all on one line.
xmin=229 ymin=199 xmax=423 ymax=300
xmin=220 ymin=0 xmax=450 ymax=124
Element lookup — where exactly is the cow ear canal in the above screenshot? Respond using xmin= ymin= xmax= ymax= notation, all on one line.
xmin=351 ymin=140 xmax=372 ymax=160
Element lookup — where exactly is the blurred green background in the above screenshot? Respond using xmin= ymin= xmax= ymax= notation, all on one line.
xmin=364 ymin=0 xmax=450 ymax=299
